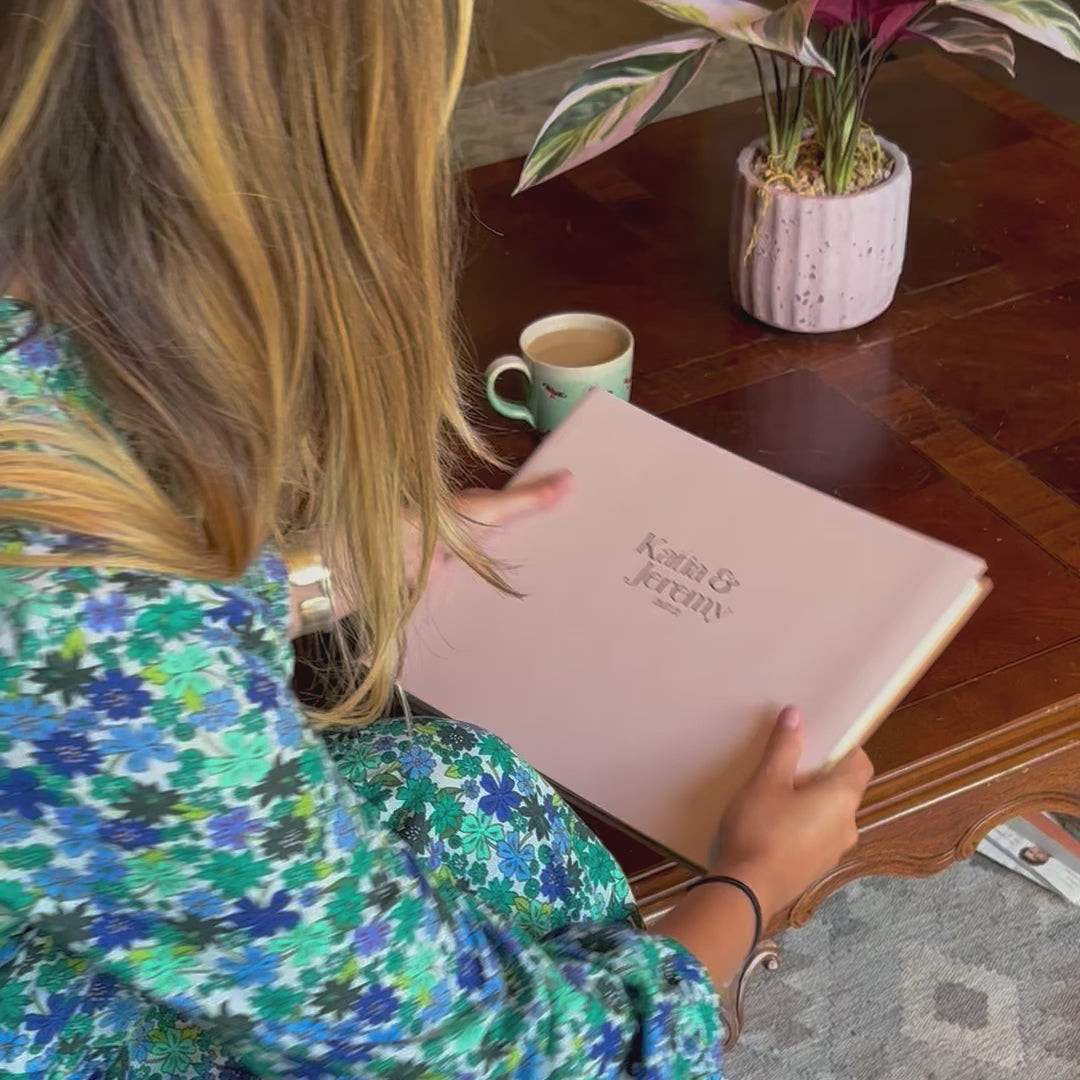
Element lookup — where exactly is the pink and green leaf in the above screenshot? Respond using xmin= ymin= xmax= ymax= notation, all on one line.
xmin=871 ymin=1 xmax=934 ymax=50
xmin=940 ymin=0 xmax=1080 ymax=62
xmin=907 ymin=14 xmax=1016 ymax=73
xmin=515 ymin=35 xmax=714 ymax=193
xmin=641 ymin=0 xmax=836 ymax=71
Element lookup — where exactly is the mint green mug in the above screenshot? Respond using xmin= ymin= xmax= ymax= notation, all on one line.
xmin=485 ymin=312 xmax=633 ymax=433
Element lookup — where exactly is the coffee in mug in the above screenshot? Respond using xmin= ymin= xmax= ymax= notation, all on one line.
xmin=486 ymin=313 xmax=633 ymax=432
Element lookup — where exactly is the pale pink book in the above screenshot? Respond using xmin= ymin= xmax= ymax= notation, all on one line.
xmin=403 ymin=390 xmax=990 ymax=868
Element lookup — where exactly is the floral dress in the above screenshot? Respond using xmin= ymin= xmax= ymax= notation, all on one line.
xmin=0 ymin=299 xmax=724 ymax=1079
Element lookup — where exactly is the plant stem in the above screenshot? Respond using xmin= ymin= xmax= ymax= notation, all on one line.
xmin=771 ymin=53 xmax=785 ymax=139
xmin=785 ymin=67 xmax=807 ymax=170
xmin=751 ymin=47 xmax=779 ymax=156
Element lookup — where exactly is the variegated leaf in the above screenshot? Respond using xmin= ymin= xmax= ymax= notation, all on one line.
xmin=515 ymin=36 xmax=714 ymax=193
xmin=908 ymin=14 xmax=1016 ymax=74
xmin=940 ymin=0 xmax=1080 ymax=61
xmin=641 ymin=0 xmax=835 ymax=71
xmin=872 ymin=1 xmax=935 ymax=51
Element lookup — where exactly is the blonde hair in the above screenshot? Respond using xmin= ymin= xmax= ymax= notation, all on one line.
xmin=0 ymin=0 xmax=491 ymax=725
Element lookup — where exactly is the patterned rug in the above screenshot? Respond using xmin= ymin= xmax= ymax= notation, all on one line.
xmin=453 ymin=39 xmax=760 ymax=170
xmin=454 ymin=47 xmax=1080 ymax=1080
xmin=726 ymin=858 xmax=1080 ymax=1079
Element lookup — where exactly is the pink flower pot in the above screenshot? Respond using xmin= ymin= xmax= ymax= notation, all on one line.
xmin=730 ymin=136 xmax=911 ymax=333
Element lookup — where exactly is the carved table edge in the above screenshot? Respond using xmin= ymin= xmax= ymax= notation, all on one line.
xmin=861 ymin=696 xmax=1080 ymax=821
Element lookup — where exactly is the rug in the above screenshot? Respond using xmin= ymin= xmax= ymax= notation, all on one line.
xmin=726 ymin=858 xmax=1080 ymax=1079
xmin=452 ymin=39 xmax=760 ymax=170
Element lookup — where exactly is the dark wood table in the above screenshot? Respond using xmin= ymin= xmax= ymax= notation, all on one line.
xmin=457 ymin=54 xmax=1080 ymax=935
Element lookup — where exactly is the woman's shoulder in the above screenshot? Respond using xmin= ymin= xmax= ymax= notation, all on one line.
xmin=0 ymin=295 xmax=290 ymax=638
xmin=1 ymin=547 xmax=292 ymax=654
xmin=0 ymin=551 xmax=296 ymax=738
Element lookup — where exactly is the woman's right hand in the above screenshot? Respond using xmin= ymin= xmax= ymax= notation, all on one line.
xmin=709 ymin=705 xmax=873 ymax=921
xmin=653 ymin=707 xmax=872 ymax=987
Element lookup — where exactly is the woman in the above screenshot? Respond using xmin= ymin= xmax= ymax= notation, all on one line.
xmin=0 ymin=2 xmax=872 ymax=1077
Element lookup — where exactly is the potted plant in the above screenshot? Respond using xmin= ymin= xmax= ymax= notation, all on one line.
xmin=516 ymin=0 xmax=1080 ymax=334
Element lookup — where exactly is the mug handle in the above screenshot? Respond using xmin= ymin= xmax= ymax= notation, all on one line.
xmin=485 ymin=355 xmax=536 ymax=428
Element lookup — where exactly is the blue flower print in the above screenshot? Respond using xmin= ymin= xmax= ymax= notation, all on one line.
xmin=354 ymin=984 xmax=398 ymax=1026
xmin=35 ymin=865 xmax=96 ymax=906
xmin=90 ymin=911 xmax=153 ymax=950
xmin=182 ymin=889 xmax=227 ymax=919
xmin=540 ymin=862 xmax=571 ymax=902
xmin=271 ymin=708 xmax=302 ymax=751
xmin=202 ymin=623 xmax=235 ymax=648
xmin=0 ymin=812 xmax=32 ymax=845
xmin=428 ymin=838 xmax=446 ymax=869
xmin=512 ymin=763 xmax=537 ymax=796
xmin=461 ymin=777 xmax=480 ymax=800
xmin=88 ymin=850 xmax=126 ymax=886
xmin=419 ymin=982 xmax=454 ymax=1027
xmin=98 ymin=818 xmax=160 ymax=850
xmin=81 ymin=972 xmax=120 ymax=1010
xmin=84 ymin=594 xmax=129 ymax=633
xmin=0 ymin=697 xmax=61 ymax=739
xmin=191 ymin=687 xmax=240 ymax=732
xmin=592 ymin=1021 xmax=622 ymax=1066
xmin=329 ymin=802 xmax=357 ymax=849
xmin=25 ymin=992 xmax=78 ymax=1046
xmin=220 ymin=945 xmax=281 ymax=988
xmin=245 ymin=672 xmax=278 ymax=709
xmin=33 ymin=730 xmax=102 ymax=778
xmin=670 ymin=950 xmax=700 ymax=983
xmin=98 ymin=993 xmax=142 ymax=1034
xmin=456 ymin=952 xmax=485 ymax=992
xmin=207 ymin=594 xmax=253 ymax=631
xmin=86 ymin=669 xmax=151 ymax=720
xmin=61 ymin=707 xmax=100 ymax=733
xmin=287 ymin=1059 xmax=339 ymax=1080
xmin=55 ymin=805 xmax=102 ymax=857
xmin=352 ymin=919 xmax=390 ymax=956
xmin=209 ymin=807 xmax=259 ymax=850
xmin=0 ymin=768 xmax=62 ymax=819
xmin=280 ymin=1017 xmax=333 ymax=1045
xmin=497 ymin=834 xmax=535 ymax=882
xmin=478 ymin=772 xmax=522 ymax=822
xmin=19 ymin=336 xmax=58 ymax=370
xmin=99 ymin=723 xmax=177 ymax=771
xmin=226 ymin=890 xmax=299 ymax=938
xmin=0 ymin=1030 xmax=28 ymax=1062
xmin=399 ymin=745 xmax=436 ymax=780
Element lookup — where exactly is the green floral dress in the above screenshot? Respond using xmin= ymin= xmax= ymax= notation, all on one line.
xmin=0 ymin=299 xmax=724 ymax=1079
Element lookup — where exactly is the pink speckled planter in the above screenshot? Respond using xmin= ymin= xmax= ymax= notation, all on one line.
xmin=730 ymin=137 xmax=911 ymax=333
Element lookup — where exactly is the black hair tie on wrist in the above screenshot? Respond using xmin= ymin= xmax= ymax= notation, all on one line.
xmin=686 ymin=874 xmax=763 ymax=947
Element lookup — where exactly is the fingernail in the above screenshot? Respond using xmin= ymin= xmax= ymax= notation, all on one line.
xmin=780 ymin=706 xmax=802 ymax=731
xmin=548 ymin=470 xmax=573 ymax=496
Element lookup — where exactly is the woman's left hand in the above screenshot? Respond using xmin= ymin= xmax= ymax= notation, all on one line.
xmin=289 ymin=472 xmax=573 ymax=637
xmin=403 ymin=470 xmax=574 ymax=586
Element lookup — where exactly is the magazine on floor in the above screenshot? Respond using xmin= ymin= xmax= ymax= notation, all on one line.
xmin=977 ymin=813 xmax=1080 ymax=905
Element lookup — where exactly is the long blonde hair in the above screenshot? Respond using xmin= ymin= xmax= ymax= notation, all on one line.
xmin=0 ymin=0 xmax=490 ymax=724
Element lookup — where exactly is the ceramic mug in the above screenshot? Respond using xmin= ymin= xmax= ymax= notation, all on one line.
xmin=485 ymin=312 xmax=633 ymax=433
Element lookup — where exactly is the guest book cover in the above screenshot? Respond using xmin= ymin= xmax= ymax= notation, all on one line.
xmin=403 ymin=390 xmax=990 ymax=868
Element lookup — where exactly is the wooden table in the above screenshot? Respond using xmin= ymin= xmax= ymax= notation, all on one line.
xmin=457 ymin=55 xmax=1080 ymax=935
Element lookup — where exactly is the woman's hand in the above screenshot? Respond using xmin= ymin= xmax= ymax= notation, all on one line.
xmin=288 ymin=472 xmax=573 ymax=638
xmin=709 ymin=706 xmax=873 ymax=919
xmin=653 ymin=707 xmax=872 ymax=987
xmin=402 ymin=470 xmax=574 ymax=586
